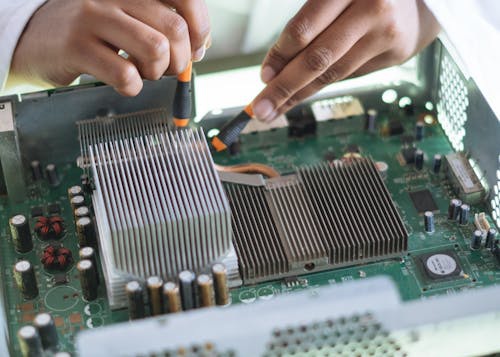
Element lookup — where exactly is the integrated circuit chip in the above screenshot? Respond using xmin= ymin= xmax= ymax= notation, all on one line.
xmin=31 ymin=206 xmax=44 ymax=218
xmin=417 ymin=250 xmax=462 ymax=281
xmin=409 ymin=189 xmax=438 ymax=213
xmin=48 ymin=203 xmax=61 ymax=215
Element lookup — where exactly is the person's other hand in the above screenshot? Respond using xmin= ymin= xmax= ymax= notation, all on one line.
xmin=252 ymin=0 xmax=440 ymax=121
xmin=10 ymin=0 xmax=210 ymax=96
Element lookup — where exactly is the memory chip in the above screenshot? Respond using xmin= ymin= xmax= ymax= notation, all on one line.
xmin=409 ymin=189 xmax=438 ymax=213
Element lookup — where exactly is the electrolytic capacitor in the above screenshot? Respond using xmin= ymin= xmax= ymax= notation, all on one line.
xmin=79 ymin=247 xmax=99 ymax=284
xmin=67 ymin=186 xmax=83 ymax=199
xmin=459 ymin=204 xmax=470 ymax=225
xmin=77 ymin=260 xmax=98 ymax=301
xmin=197 ymin=274 xmax=215 ymax=307
xmin=17 ymin=325 xmax=43 ymax=357
xmin=415 ymin=149 xmax=424 ymax=170
xmin=74 ymin=206 xmax=90 ymax=219
xmin=14 ymin=260 xmax=38 ymax=300
xmin=486 ymin=228 xmax=497 ymax=250
xmin=178 ymin=270 xmax=196 ymax=310
xmin=147 ymin=276 xmax=164 ymax=316
xmin=30 ymin=161 xmax=43 ymax=181
xmin=432 ymin=154 xmax=442 ymax=174
xmin=33 ymin=313 xmax=58 ymax=350
xmin=76 ymin=217 xmax=96 ymax=247
xmin=212 ymin=263 xmax=230 ymax=306
xmin=45 ymin=164 xmax=60 ymax=186
xmin=471 ymin=230 xmax=482 ymax=250
xmin=448 ymin=199 xmax=462 ymax=220
xmin=415 ymin=122 xmax=425 ymax=141
xmin=10 ymin=215 xmax=33 ymax=253
xmin=163 ymin=282 xmax=182 ymax=313
xmin=126 ymin=281 xmax=145 ymax=320
xmin=70 ymin=195 xmax=85 ymax=211
xmin=424 ymin=211 xmax=434 ymax=233
xmin=366 ymin=109 xmax=377 ymax=133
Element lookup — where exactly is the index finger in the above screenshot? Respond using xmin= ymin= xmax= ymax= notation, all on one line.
xmin=165 ymin=0 xmax=211 ymax=61
xmin=261 ymin=0 xmax=351 ymax=82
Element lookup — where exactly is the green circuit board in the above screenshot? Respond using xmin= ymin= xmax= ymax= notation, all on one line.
xmin=0 ymin=104 xmax=498 ymax=356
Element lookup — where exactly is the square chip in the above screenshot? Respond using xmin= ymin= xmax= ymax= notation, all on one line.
xmin=416 ymin=250 xmax=463 ymax=282
xmin=409 ymin=189 xmax=438 ymax=213
xmin=31 ymin=206 xmax=44 ymax=218
xmin=48 ymin=203 xmax=61 ymax=215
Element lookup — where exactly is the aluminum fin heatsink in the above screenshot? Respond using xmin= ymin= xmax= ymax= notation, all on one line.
xmin=225 ymin=158 xmax=408 ymax=284
xmin=78 ymin=109 xmax=231 ymax=308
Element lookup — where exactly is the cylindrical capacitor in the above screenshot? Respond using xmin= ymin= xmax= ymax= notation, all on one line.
xmin=70 ymin=195 xmax=85 ymax=211
xmin=432 ymin=154 xmax=442 ymax=174
xmin=77 ymin=260 xmax=98 ymax=301
xmin=415 ymin=149 xmax=424 ymax=170
xmin=366 ymin=109 xmax=377 ymax=133
xmin=74 ymin=206 xmax=90 ymax=219
xmin=17 ymin=325 xmax=43 ymax=357
xmin=163 ymin=282 xmax=182 ymax=313
xmin=45 ymin=164 xmax=60 ymax=186
xmin=459 ymin=204 xmax=470 ymax=225
xmin=10 ymin=215 xmax=33 ymax=253
xmin=486 ymin=228 xmax=497 ymax=250
xmin=79 ymin=247 xmax=99 ymax=284
xmin=424 ymin=211 xmax=434 ymax=233
xmin=178 ymin=271 xmax=196 ymax=310
xmin=415 ymin=122 xmax=425 ymax=141
xmin=30 ymin=161 xmax=43 ymax=181
xmin=76 ymin=217 xmax=96 ymax=247
xmin=14 ymin=260 xmax=38 ymax=299
xmin=126 ymin=281 xmax=145 ymax=320
xmin=67 ymin=186 xmax=83 ymax=199
xmin=197 ymin=274 xmax=215 ymax=307
xmin=212 ymin=263 xmax=230 ymax=306
xmin=147 ymin=276 xmax=164 ymax=316
xmin=471 ymin=230 xmax=482 ymax=250
xmin=448 ymin=199 xmax=462 ymax=220
xmin=33 ymin=313 xmax=58 ymax=350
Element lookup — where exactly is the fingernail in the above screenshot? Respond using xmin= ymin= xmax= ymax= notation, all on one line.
xmin=205 ymin=35 xmax=212 ymax=49
xmin=253 ymin=99 xmax=274 ymax=121
xmin=193 ymin=46 xmax=206 ymax=62
xmin=261 ymin=66 xmax=276 ymax=83
xmin=265 ymin=111 xmax=278 ymax=123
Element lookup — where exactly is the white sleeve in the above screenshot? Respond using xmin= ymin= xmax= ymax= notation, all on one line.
xmin=0 ymin=0 xmax=47 ymax=90
xmin=423 ymin=0 xmax=500 ymax=117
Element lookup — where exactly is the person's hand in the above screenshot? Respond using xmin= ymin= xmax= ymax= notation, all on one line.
xmin=9 ymin=0 xmax=210 ymax=96
xmin=252 ymin=0 xmax=440 ymax=121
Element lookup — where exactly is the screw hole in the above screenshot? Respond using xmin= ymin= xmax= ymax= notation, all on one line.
xmin=304 ymin=263 xmax=315 ymax=271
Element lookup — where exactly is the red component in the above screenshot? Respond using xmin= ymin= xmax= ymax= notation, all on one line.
xmin=41 ymin=245 xmax=73 ymax=271
xmin=34 ymin=216 xmax=65 ymax=240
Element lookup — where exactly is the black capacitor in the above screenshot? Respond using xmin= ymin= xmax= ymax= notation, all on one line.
xmin=415 ymin=149 xmax=424 ymax=170
xmin=17 ymin=325 xmax=43 ymax=357
xmin=212 ymin=263 xmax=230 ymax=306
xmin=79 ymin=247 xmax=99 ymax=284
xmin=74 ymin=206 xmax=90 ymax=219
xmin=448 ymin=199 xmax=462 ymax=220
xmin=366 ymin=109 xmax=377 ymax=133
xmin=486 ymin=228 xmax=497 ymax=250
xmin=30 ymin=161 xmax=43 ymax=181
xmin=67 ymin=186 xmax=83 ymax=199
xmin=415 ymin=122 xmax=425 ymax=141
xmin=14 ymin=260 xmax=38 ymax=300
xmin=126 ymin=281 xmax=145 ymax=320
xmin=493 ymin=245 xmax=500 ymax=265
xmin=432 ymin=154 xmax=442 ymax=174
xmin=9 ymin=214 xmax=33 ymax=253
xmin=45 ymin=164 xmax=60 ymax=186
xmin=459 ymin=204 xmax=470 ymax=225
xmin=76 ymin=217 xmax=96 ymax=247
xmin=178 ymin=270 xmax=196 ymax=310
xmin=70 ymin=196 xmax=85 ymax=211
xmin=77 ymin=260 xmax=98 ymax=301
xmin=471 ymin=230 xmax=482 ymax=250
xmin=33 ymin=313 xmax=58 ymax=350
xmin=424 ymin=211 xmax=434 ymax=233
xmin=147 ymin=276 xmax=164 ymax=316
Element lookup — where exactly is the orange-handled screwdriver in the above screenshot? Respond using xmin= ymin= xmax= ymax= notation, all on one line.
xmin=173 ymin=61 xmax=193 ymax=128
xmin=211 ymin=104 xmax=254 ymax=152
